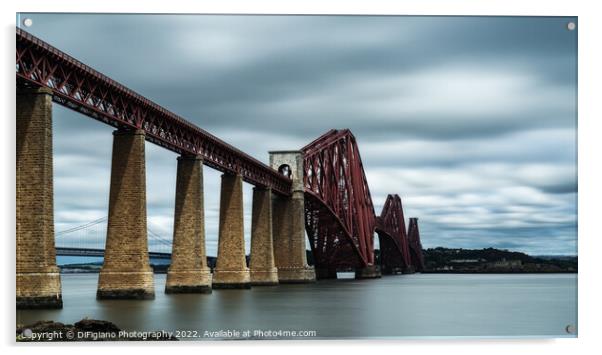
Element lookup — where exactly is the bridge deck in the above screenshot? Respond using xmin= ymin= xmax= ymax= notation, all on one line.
xmin=16 ymin=28 xmax=291 ymax=195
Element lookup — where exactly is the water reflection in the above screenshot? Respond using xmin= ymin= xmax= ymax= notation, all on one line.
xmin=16 ymin=273 xmax=577 ymax=339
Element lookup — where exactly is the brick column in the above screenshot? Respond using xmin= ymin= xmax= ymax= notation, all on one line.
xmin=165 ymin=155 xmax=212 ymax=293
xmin=16 ymin=87 xmax=62 ymax=309
xmin=250 ymin=187 xmax=278 ymax=285
xmin=212 ymin=173 xmax=250 ymax=289
xmin=97 ymin=129 xmax=154 ymax=299
xmin=269 ymin=151 xmax=316 ymax=283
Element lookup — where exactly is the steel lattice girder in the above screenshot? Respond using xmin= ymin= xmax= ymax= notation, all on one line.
xmin=407 ymin=218 xmax=426 ymax=271
xmin=375 ymin=194 xmax=412 ymax=270
xmin=15 ymin=28 xmax=291 ymax=196
xmin=302 ymin=129 xmax=376 ymax=270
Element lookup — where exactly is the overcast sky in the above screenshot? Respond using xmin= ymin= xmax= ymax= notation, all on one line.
xmin=19 ymin=14 xmax=577 ymax=256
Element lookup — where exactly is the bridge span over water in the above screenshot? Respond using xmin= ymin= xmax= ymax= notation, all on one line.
xmin=56 ymin=248 xmax=171 ymax=260
xmin=16 ymin=28 xmax=424 ymax=309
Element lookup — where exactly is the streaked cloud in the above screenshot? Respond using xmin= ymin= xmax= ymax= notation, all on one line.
xmin=21 ymin=14 xmax=577 ymax=255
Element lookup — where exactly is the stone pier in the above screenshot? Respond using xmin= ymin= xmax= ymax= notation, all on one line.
xmin=355 ymin=265 xmax=382 ymax=279
xmin=269 ymin=151 xmax=316 ymax=283
xmin=16 ymin=87 xmax=62 ymax=309
xmin=250 ymin=187 xmax=279 ymax=286
xmin=165 ymin=155 xmax=212 ymax=293
xmin=212 ymin=173 xmax=251 ymax=289
xmin=97 ymin=129 xmax=154 ymax=299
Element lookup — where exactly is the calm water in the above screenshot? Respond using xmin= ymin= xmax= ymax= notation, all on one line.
xmin=16 ymin=273 xmax=577 ymax=340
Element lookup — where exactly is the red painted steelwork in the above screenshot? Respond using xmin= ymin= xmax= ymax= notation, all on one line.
xmin=302 ymin=129 xmax=376 ymax=271
xmin=407 ymin=218 xmax=426 ymax=271
xmin=16 ymin=28 xmax=291 ymax=195
xmin=375 ymin=194 xmax=412 ymax=272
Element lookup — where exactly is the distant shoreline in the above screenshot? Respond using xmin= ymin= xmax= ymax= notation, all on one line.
xmin=58 ymin=246 xmax=578 ymax=275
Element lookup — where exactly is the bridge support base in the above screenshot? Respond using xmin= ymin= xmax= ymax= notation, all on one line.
xmin=381 ymin=265 xmax=404 ymax=275
xmin=390 ymin=267 xmax=404 ymax=275
xmin=250 ymin=187 xmax=279 ymax=286
xmin=165 ymin=271 xmax=212 ymax=294
xmin=166 ymin=155 xmax=212 ymax=294
xmin=355 ymin=265 xmax=382 ymax=279
xmin=212 ymin=174 xmax=251 ymax=289
xmin=16 ymin=273 xmax=62 ymax=309
xmin=97 ymin=272 xmax=155 ymax=299
xmin=97 ymin=129 xmax=155 ymax=300
xmin=272 ymin=193 xmax=316 ymax=284
xmin=315 ymin=268 xmax=338 ymax=280
xmin=17 ymin=87 xmax=63 ymax=309
xmin=403 ymin=266 xmax=416 ymax=274
xmin=276 ymin=268 xmax=317 ymax=283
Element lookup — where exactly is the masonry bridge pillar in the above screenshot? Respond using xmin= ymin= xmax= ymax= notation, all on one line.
xmin=16 ymin=87 xmax=62 ymax=309
xmin=250 ymin=187 xmax=279 ymax=285
xmin=269 ymin=151 xmax=316 ymax=283
xmin=97 ymin=129 xmax=154 ymax=299
xmin=212 ymin=173 xmax=251 ymax=288
xmin=166 ymin=155 xmax=212 ymax=293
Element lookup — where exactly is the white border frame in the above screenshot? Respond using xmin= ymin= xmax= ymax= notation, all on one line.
xmin=2 ymin=1 xmax=599 ymax=353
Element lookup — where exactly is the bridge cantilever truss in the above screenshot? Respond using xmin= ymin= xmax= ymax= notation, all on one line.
xmin=302 ymin=129 xmax=376 ymax=271
xmin=16 ymin=28 xmax=291 ymax=195
xmin=408 ymin=218 xmax=426 ymax=271
xmin=302 ymin=130 xmax=425 ymax=275
xmin=375 ymin=194 xmax=412 ymax=273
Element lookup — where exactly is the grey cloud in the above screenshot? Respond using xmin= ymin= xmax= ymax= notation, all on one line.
xmin=30 ymin=15 xmax=576 ymax=140
xmin=21 ymin=14 xmax=577 ymax=255
xmin=539 ymin=182 xmax=578 ymax=194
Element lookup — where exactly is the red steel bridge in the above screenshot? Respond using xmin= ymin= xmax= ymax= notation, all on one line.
xmin=16 ymin=27 xmax=424 ymax=291
xmin=303 ymin=130 xmax=424 ymax=276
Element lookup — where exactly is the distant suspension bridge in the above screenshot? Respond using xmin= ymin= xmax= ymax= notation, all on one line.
xmin=55 ymin=217 xmax=173 ymax=259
